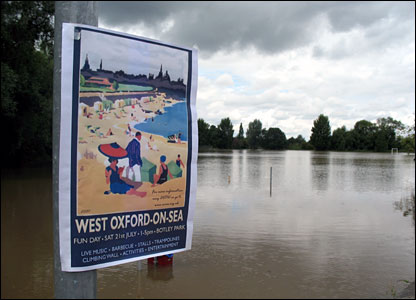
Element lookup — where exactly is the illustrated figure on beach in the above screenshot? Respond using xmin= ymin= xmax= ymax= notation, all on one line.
xmin=152 ymin=155 xmax=173 ymax=187
xmin=105 ymin=158 xmax=146 ymax=197
xmin=167 ymin=135 xmax=176 ymax=143
xmin=167 ymin=132 xmax=182 ymax=144
xmin=126 ymin=131 xmax=143 ymax=182
xmin=98 ymin=142 xmax=146 ymax=197
xmin=176 ymin=154 xmax=185 ymax=169
xmin=126 ymin=123 xmax=133 ymax=136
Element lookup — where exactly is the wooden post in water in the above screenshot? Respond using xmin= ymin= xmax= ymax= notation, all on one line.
xmin=270 ymin=166 xmax=272 ymax=197
xmin=53 ymin=2 xmax=98 ymax=298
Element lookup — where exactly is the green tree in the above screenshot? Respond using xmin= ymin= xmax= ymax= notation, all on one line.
xmin=209 ymin=125 xmax=220 ymax=148
xmin=237 ymin=123 xmax=244 ymax=139
xmin=352 ymin=120 xmax=377 ymax=151
xmin=288 ymin=135 xmax=310 ymax=150
xmin=246 ymin=119 xmax=262 ymax=149
xmin=344 ymin=129 xmax=355 ymax=151
xmin=302 ymin=141 xmax=315 ymax=150
xmin=310 ymin=114 xmax=331 ymax=150
xmin=233 ymin=122 xmax=247 ymax=149
xmin=296 ymin=135 xmax=306 ymax=143
xmin=377 ymin=117 xmax=405 ymax=133
xmin=261 ymin=127 xmax=287 ymax=150
xmin=287 ymin=137 xmax=299 ymax=150
xmin=400 ymin=135 xmax=415 ymax=154
xmin=399 ymin=118 xmax=415 ymax=154
xmin=331 ymin=126 xmax=347 ymax=151
xmin=112 ymin=80 xmax=119 ymax=91
xmin=217 ymin=117 xmax=234 ymax=149
xmin=1 ymin=1 xmax=55 ymax=166
xmin=374 ymin=130 xmax=389 ymax=152
xmin=375 ymin=117 xmax=405 ymax=151
xmin=80 ymin=74 xmax=86 ymax=86
xmin=1 ymin=63 xmax=18 ymax=118
xmin=198 ymin=118 xmax=210 ymax=147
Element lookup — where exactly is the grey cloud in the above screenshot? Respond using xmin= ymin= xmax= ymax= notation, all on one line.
xmin=159 ymin=2 xmax=326 ymax=55
xmin=312 ymin=38 xmax=353 ymax=60
xmin=325 ymin=1 xmax=389 ymax=32
xmin=98 ymin=1 xmax=180 ymax=27
xmin=312 ymin=46 xmax=325 ymax=58
xmin=98 ymin=1 xmax=415 ymax=56
xmin=326 ymin=1 xmax=414 ymax=32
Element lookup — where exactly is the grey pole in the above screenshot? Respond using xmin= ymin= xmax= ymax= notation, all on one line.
xmin=53 ymin=2 xmax=98 ymax=298
xmin=270 ymin=166 xmax=272 ymax=197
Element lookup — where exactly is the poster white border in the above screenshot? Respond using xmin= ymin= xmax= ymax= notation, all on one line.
xmin=59 ymin=23 xmax=198 ymax=272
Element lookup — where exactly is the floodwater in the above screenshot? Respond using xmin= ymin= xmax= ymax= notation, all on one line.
xmin=1 ymin=151 xmax=415 ymax=299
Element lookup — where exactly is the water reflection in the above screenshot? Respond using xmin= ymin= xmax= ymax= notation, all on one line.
xmin=310 ymin=151 xmax=330 ymax=192
xmin=198 ymin=152 xmax=233 ymax=188
xmin=245 ymin=152 xmax=264 ymax=188
xmin=147 ymin=264 xmax=174 ymax=281
xmin=350 ymin=153 xmax=399 ymax=192
xmin=1 ymin=152 xmax=415 ymax=299
xmin=1 ymin=167 xmax=53 ymax=299
xmin=394 ymin=191 xmax=415 ymax=226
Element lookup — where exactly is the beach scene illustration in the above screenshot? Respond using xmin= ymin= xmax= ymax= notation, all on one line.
xmin=76 ymin=30 xmax=190 ymax=216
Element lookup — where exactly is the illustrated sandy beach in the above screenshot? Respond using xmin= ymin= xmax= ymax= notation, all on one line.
xmin=76 ymin=91 xmax=189 ymax=216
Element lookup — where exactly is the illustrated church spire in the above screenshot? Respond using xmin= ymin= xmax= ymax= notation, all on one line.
xmin=163 ymin=70 xmax=170 ymax=81
xmin=156 ymin=64 xmax=163 ymax=80
xmin=81 ymin=54 xmax=91 ymax=71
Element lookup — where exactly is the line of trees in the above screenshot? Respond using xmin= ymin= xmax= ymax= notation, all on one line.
xmin=198 ymin=114 xmax=415 ymax=153
xmin=2 ymin=1 xmax=55 ymax=166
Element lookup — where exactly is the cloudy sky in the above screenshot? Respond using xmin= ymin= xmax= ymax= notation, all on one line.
xmin=98 ymin=1 xmax=415 ymax=138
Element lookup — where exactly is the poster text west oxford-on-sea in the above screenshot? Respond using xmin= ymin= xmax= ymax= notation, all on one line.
xmin=75 ymin=209 xmax=184 ymax=234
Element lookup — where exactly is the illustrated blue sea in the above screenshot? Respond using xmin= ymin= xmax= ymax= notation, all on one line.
xmin=134 ymin=101 xmax=188 ymax=141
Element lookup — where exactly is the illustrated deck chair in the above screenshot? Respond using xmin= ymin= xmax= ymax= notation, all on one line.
xmin=167 ymin=161 xmax=182 ymax=180
xmin=140 ymin=157 xmax=157 ymax=184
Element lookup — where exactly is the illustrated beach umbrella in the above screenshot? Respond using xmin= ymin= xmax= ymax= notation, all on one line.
xmin=98 ymin=142 xmax=128 ymax=159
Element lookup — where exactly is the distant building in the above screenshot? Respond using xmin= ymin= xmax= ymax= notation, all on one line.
xmin=81 ymin=54 xmax=91 ymax=71
xmin=163 ymin=70 xmax=171 ymax=81
xmin=155 ymin=65 xmax=170 ymax=81
xmin=85 ymin=77 xmax=113 ymax=89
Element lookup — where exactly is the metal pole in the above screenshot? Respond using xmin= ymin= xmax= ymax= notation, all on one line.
xmin=270 ymin=166 xmax=272 ymax=197
xmin=53 ymin=2 xmax=98 ymax=298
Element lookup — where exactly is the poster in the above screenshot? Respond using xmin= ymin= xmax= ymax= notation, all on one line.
xmin=59 ymin=23 xmax=198 ymax=271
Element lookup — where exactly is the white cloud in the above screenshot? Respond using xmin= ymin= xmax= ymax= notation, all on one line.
xmin=196 ymin=36 xmax=414 ymax=138
xmin=99 ymin=2 xmax=415 ymax=139
xmin=214 ymin=73 xmax=234 ymax=87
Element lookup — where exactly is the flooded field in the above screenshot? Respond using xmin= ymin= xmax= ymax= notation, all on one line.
xmin=1 ymin=151 xmax=415 ymax=298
